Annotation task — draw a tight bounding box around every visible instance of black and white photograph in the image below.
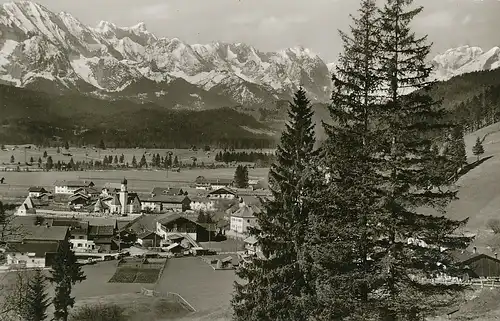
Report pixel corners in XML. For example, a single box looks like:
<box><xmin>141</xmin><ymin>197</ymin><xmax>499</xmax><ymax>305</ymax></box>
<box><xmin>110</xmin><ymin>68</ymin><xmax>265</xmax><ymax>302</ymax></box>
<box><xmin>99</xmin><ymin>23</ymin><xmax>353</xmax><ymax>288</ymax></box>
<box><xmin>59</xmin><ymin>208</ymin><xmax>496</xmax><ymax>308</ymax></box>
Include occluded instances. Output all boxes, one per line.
<box><xmin>0</xmin><ymin>0</ymin><xmax>499</xmax><ymax>320</ymax></box>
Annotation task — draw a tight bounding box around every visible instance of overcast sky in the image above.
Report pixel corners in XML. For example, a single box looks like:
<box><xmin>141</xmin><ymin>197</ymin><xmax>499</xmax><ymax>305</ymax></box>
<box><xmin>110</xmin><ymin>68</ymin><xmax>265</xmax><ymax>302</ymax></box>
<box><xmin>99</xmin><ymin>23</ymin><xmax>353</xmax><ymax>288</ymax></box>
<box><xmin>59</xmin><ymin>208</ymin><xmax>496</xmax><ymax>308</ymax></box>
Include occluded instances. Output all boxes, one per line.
<box><xmin>2</xmin><ymin>0</ymin><xmax>499</xmax><ymax>62</ymax></box>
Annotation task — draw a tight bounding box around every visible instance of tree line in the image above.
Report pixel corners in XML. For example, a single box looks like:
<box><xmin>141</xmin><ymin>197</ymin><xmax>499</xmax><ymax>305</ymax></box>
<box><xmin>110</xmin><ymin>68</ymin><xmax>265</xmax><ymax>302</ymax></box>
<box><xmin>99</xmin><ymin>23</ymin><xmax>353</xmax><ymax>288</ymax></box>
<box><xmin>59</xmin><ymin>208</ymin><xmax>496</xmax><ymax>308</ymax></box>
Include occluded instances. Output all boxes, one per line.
<box><xmin>232</xmin><ymin>1</ymin><xmax>473</xmax><ymax>321</ymax></box>
<box><xmin>214</xmin><ymin>151</ymin><xmax>276</xmax><ymax>164</ymax></box>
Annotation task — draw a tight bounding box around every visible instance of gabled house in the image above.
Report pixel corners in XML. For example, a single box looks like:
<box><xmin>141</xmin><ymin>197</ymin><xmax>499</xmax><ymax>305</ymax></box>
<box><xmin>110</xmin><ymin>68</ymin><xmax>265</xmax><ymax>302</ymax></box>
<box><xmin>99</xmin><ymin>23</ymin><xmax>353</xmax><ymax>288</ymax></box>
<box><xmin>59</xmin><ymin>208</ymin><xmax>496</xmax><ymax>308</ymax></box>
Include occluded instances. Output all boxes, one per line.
<box><xmin>54</xmin><ymin>180</ymin><xmax>95</xmax><ymax>195</ymax></box>
<box><xmin>28</xmin><ymin>186</ymin><xmax>48</xmax><ymax>198</ymax></box>
<box><xmin>243</xmin><ymin>236</ymin><xmax>261</xmax><ymax>256</ymax></box>
<box><xmin>208</xmin><ymin>187</ymin><xmax>237</xmax><ymax>200</ymax></box>
<box><xmin>194</xmin><ymin>176</ymin><xmax>233</xmax><ymax>190</ymax></box>
<box><xmin>452</xmin><ymin>250</ymin><xmax>500</xmax><ymax>279</ymax></box>
<box><xmin>88</xmin><ymin>225</ymin><xmax>117</xmax><ymax>252</ymax></box>
<box><xmin>156</xmin><ymin>213</ymin><xmax>215</xmax><ymax>243</ymax></box>
<box><xmin>230</xmin><ymin>205</ymin><xmax>260</xmax><ymax>234</ymax></box>
<box><xmin>16</xmin><ymin>196</ymin><xmax>36</xmax><ymax>216</ymax></box>
<box><xmin>5</xmin><ymin>242</ymin><xmax>60</xmax><ymax>268</ymax></box>
<box><xmin>142</xmin><ymin>195</ymin><xmax>191</xmax><ymax>213</ymax></box>
<box><xmin>68</xmin><ymin>193</ymin><xmax>91</xmax><ymax>210</ymax></box>
<box><xmin>137</xmin><ymin>231</ymin><xmax>163</xmax><ymax>247</ymax></box>
<box><xmin>74</xmin><ymin>186</ymin><xmax>101</xmax><ymax>198</ymax></box>
<box><xmin>68</xmin><ymin>222</ymin><xmax>96</xmax><ymax>252</ymax></box>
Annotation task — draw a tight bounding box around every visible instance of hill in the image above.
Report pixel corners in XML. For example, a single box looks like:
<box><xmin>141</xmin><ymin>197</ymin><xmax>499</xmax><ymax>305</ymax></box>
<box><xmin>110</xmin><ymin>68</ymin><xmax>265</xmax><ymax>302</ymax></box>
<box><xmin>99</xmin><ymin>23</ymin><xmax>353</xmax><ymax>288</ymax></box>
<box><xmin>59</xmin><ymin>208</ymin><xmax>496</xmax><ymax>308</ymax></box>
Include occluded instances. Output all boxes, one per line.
<box><xmin>0</xmin><ymin>84</ymin><xmax>276</xmax><ymax>148</ymax></box>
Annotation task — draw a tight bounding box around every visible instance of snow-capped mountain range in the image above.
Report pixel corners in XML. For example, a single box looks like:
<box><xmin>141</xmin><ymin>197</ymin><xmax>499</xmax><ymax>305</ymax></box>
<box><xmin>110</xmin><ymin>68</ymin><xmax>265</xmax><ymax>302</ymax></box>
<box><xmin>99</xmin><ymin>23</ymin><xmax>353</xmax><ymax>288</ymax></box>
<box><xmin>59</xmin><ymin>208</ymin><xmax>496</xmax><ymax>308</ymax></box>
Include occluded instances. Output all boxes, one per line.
<box><xmin>0</xmin><ymin>1</ymin><xmax>332</xmax><ymax>109</ymax></box>
<box><xmin>431</xmin><ymin>45</ymin><xmax>500</xmax><ymax>81</ymax></box>
<box><xmin>0</xmin><ymin>1</ymin><xmax>497</xmax><ymax>110</ymax></box>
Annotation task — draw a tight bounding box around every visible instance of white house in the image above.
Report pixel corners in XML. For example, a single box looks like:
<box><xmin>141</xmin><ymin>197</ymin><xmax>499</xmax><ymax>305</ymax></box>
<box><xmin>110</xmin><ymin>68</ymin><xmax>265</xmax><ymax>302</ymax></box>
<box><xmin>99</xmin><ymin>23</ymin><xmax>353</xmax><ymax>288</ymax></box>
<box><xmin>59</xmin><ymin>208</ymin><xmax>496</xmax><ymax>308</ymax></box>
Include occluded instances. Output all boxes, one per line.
<box><xmin>208</xmin><ymin>188</ymin><xmax>237</xmax><ymax>200</ymax></box>
<box><xmin>28</xmin><ymin>187</ymin><xmax>48</xmax><ymax>198</ymax></box>
<box><xmin>16</xmin><ymin>196</ymin><xmax>36</xmax><ymax>216</ymax></box>
<box><xmin>54</xmin><ymin>180</ymin><xmax>95</xmax><ymax>195</ymax></box>
<box><xmin>6</xmin><ymin>242</ymin><xmax>60</xmax><ymax>268</ymax></box>
<box><xmin>69</xmin><ymin>222</ymin><xmax>96</xmax><ymax>252</ymax></box>
<box><xmin>230</xmin><ymin>205</ymin><xmax>260</xmax><ymax>234</ymax></box>
<box><xmin>189</xmin><ymin>196</ymin><xmax>216</xmax><ymax>212</ymax></box>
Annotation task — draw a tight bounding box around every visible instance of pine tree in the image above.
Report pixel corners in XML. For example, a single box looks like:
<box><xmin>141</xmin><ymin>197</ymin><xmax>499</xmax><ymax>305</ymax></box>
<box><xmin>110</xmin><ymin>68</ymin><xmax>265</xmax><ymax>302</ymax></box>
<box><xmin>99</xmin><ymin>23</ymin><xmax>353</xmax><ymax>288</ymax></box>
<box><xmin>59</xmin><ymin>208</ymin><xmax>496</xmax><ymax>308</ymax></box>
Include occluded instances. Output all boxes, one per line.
<box><xmin>305</xmin><ymin>1</ymin><xmax>384</xmax><ymax>319</ymax></box>
<box><xmin>46</xmin><ymin>156</ymin><xmax>53</xmax><ymax>170</ymax></box>
<box><xmin>38</xmin><ymin>157</ymin><xmax>42</xmax><ymax>167</ymax></box>
<box><xmin>64</xmin><ymin>141</ymin><xmax>69</xmax><ymax>150</ymax></box>
<box><xmin>57</xmin><ymin>146</ymin><xmax>61</xmax><ymax>154</ymax></box>
<box><xmin>119</xmin><ymin>154</ymin><xmax>125</xmax><ymax>163</ymax></box>
<box><xmin>365</xmin><ymin>0</ymin><xmax>473</xmax><ymax>319</ymax></box>
<box><xmin>233</xmin><ymin>165</ymin><xmax>247</xmax><ymax>188</ymax></box>
<box><xmin>114</xmin><ymin>155</ymin><xmax>118</xmax><ymax>164</ymax></box>
<box><xmin>23</xmin><ymin>269</ymin><xmax>50</xmax><ymax>321</ymax></box>
<box><xmin>48</xmin><ymin>240</ymin><xmax>86</xmax><ymax>321</ymax></box>
<box><xmin>10</xmin><ymin>155</ymin><xmax>14</xmax><ymax>163</ymax></box>
<box><xmin>232</xmin><ymin>87</ymin><xmax>316</xmax><ymax>321</ymax></box>
<box><xmin>472</xmin><ymin>136</ymin><xmax>484</xmax><ymax>161</ymax></box>
<box><xmin>43</xmin><ymin>151</ymin><xmax>47</xmax><ymax>158</ymax></box>
<box><xmin>173</xmin><ymin>155</ymin><xmax>179</xmax><ymax>167</ymax></box>
<box><xmin>447</xmin><ymin>126</ymin><xmax>467</xmax><ymax>177</ymax></box>
<box><xmin>131</xmin><ymin>156</ymin><xmax>137</xmax><ymax>168</ymax></box>
<box><xmin>30</xmin><ymin>156</ymin><xmax>34</xmax><ymax>163</ymax></box>
<box><xmin>98</xmin><ymin>139</ymin><xmax>106</xmax><ymax>150</ymax></box>
<box><xmin>139</xmin><ymin>154</ymin><xmax>147</xmax><ymax>168</ymax></box>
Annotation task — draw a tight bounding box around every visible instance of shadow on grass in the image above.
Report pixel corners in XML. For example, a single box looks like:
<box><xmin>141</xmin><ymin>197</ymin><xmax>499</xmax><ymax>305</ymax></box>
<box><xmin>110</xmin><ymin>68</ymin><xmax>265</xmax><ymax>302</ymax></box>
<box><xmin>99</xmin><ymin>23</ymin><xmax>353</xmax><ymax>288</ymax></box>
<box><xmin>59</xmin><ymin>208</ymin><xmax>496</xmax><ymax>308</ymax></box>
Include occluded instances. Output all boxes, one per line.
<box><xmin>459</xmin><ymin>155</ymin><xmax>494</xmax><ymax>178</ymax></box>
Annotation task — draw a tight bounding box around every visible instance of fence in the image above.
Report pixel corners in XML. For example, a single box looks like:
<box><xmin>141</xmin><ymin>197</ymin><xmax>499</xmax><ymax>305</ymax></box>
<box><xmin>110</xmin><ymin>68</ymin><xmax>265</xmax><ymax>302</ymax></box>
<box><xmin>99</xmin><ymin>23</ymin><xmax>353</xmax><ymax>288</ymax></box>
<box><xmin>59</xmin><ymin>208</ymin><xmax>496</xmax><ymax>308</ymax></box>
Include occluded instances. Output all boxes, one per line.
<box><xmin>118</xmin><ymin>257</ymin><xmax>166</xmax><ymax>270</ymax></box>
<box><xmin>423</xmin><ymin>277</ymin><xmax>500</xmax><ymax>288</ymax></box>
<box><xmin>140</xmin><ymin>288</ymin><xmax>196</xmax><ymax>312</ymax></box>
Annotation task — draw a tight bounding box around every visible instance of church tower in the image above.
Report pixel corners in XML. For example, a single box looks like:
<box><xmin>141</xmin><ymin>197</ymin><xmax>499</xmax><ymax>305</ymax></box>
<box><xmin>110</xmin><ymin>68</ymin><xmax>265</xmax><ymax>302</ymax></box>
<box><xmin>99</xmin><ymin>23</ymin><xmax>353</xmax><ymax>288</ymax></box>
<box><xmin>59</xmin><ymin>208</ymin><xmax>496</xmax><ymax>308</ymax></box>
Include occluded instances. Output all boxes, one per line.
<box><xmin>119</xmin><ymin>178</ymin><xmax>128</xmax><ymax>215</ymax></box>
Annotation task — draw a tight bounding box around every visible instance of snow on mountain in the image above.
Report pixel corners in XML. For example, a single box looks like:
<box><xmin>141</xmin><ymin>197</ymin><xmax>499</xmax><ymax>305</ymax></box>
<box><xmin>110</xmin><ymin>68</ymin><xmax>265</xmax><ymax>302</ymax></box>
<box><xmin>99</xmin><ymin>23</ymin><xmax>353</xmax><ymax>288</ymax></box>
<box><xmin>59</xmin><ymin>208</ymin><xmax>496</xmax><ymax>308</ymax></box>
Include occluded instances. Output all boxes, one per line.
<box><xmin>0</xmin><ymin>1</ymin><xmax>334</xmax><ymax>109</ymax></box>
<box><xmin>431</xmin><ymin>45</ymin><xmax>500</xmax><ymax>81</ymax></box>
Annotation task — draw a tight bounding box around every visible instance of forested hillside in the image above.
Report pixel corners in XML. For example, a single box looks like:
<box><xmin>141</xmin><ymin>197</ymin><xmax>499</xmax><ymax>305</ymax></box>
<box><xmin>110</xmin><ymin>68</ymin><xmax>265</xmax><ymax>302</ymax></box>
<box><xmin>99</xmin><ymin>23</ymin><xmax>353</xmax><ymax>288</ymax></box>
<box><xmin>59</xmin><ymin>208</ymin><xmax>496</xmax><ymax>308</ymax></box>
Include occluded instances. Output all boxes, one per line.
<box><xmin>0</xmin><ymin>84</ymin><xmax>276</xmax><ymax>148</ymax></box>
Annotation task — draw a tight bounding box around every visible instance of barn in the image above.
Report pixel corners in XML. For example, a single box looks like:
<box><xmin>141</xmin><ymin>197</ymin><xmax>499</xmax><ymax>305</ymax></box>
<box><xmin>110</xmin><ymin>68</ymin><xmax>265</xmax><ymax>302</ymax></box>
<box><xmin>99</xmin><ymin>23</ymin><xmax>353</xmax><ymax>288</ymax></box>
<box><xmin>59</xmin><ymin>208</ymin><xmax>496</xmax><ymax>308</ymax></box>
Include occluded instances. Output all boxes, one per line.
<box><xmin>454</xmin><ymin>250</ymin><xmax>500</xmax><ymax>279</ymax></box>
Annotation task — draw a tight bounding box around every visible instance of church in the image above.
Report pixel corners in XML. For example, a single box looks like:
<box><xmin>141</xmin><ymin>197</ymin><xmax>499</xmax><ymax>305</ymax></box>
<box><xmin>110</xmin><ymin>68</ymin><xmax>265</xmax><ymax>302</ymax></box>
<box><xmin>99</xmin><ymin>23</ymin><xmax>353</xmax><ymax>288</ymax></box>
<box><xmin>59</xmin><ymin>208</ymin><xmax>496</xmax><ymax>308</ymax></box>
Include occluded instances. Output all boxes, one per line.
<box><xmin>104</xmin><ymin>178</ymin><xmax>141</xmax><ymax>215</ymax></box>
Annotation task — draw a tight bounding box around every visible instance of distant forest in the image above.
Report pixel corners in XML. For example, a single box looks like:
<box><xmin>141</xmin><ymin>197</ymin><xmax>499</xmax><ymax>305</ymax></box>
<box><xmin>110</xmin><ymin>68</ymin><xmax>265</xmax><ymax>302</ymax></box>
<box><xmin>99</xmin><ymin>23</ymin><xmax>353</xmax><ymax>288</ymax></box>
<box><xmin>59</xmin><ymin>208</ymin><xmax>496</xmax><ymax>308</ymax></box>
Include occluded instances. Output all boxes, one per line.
<box><xmin>0</xmin><ymin>84</ymin><xmax>277</xmax><ymax>149</ymax></box>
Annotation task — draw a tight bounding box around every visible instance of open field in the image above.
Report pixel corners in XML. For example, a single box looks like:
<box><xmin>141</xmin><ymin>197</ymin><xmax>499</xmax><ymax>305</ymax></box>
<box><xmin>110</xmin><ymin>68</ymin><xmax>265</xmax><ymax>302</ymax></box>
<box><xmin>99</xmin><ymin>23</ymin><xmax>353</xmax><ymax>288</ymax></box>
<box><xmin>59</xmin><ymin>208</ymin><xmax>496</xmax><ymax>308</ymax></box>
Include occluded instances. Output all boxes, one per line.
<box><xmin>0</xmin><ymin>146</ymin><xmax>276</xmax><ymax>166</ymax></box>
<box><xmin>0</xmin><ymin>167</ymin><xmax>270</xmax><ymax>200</ymax></box>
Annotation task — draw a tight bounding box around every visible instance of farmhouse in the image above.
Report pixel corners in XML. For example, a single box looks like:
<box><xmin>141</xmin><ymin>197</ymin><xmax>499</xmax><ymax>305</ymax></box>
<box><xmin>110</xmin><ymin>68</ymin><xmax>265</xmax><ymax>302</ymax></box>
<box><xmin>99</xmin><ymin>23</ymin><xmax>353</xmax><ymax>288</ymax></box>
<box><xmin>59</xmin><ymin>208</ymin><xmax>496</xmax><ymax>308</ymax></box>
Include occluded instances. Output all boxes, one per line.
<box><xmin>156</xmin><ymin>213</ymin><xmax>215</xmax><ymax>243</ymax></box>
<box><xmin>189</xmin><ymin>196</ymin><xmax>216</xmax><ymax>212</ymax></box>
<box><xmin>88</xmin><ymin>225</ymin><xmax>117</xmax><ymax>252</ymax></box>
<box><xmin>142</xmin><ymin>195</ymin><xmax>191</xmax><ymax>213</ymax></box>
<box><xmin>74</xmin><ymin>186</ymin><xmax>101</xmax><ymax>198</ymax></box>
<box><xmin>243</xmin><ymin>236</ymin><xmax>261</xmax><ymax>256</ymax></box>
<box><xmin>28</xmin><ymin>186</ymin><xmax>48</xmax><ymax>198</ymax></box>
<box><xmin>54</xmin><ymin>180</ymin><xmax>95</xmax><ymax>195</ymax></box>
<box><xmin>5</xmin><ymin>242</ymin><xmax>60</xmax><ymax>268</ymax></box>
<box><xmin>453</xmin><ymin>250</ymin><xmax>500</xmax><ymax>279</ymax></box>
<box><xmin>69</xmin><ymin>222</ymin><xmax>96</xmax><ymax>252</ymax></box>
<box><xmin>230</xmin><ymin>205</ymin><xmax>260</xmax><ymax>234</ymax></box>
<box><xmin>194</xmin><ymin>176</ymin><xmax>234</xmax><ymax>190</ymax></box>
<box><xmin>208</xmin><ymin>187</ymin><xmax>237</xmax><ymax>200</ymax></box>
<box><xmin>137</xmin><ymin>231</ymin><xmax>163</xmax><ymax>247</ymax></box>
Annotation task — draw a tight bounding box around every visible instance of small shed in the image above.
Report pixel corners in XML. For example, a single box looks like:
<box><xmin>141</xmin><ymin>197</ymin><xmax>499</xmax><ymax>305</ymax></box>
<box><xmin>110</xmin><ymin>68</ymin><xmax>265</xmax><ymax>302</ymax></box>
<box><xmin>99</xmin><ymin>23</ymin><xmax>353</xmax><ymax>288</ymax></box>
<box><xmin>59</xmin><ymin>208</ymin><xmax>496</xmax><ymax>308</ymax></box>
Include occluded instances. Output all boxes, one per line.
<box><xmin>454</xmin><ymin>251</ymin><xmax>500</xmax><ymax>278</ymax></box>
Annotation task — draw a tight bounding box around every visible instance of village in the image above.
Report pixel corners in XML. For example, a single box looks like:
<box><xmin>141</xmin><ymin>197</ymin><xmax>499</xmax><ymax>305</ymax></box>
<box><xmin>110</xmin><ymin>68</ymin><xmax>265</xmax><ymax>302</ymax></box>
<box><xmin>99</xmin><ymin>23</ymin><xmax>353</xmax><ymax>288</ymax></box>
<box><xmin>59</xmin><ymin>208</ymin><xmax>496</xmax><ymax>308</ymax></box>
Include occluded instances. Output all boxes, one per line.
<box><xmin>3</xmin><ymin>175</ymin><xmax>268</xmax><ymax>277</ymax></box>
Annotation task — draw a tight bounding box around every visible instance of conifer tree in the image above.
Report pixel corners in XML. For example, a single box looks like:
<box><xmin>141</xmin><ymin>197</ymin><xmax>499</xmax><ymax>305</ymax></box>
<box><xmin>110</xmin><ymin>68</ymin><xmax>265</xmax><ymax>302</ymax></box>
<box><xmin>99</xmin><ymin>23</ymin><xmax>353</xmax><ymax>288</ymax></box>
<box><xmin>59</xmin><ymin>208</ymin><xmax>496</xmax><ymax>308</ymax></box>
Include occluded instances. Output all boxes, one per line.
<box><xmin>98</xmin><ymin>139</ymin><xmax>106</xmax><ymax>150</ymax></box>
<box><xmin>48</xmin><ymin>240</ymin><xmax>86</xmax><ymax>321</ymax></box>
<box><xmin>119</xmin><ymin>154</ymin><xmax>125</xmax><ymax>163</ymax></box>
<box><xmin>232</xmin><ymin>87</ymin><xmax>316</xmax><ymax>321</ymax></box>
<box><xmin>23</xmin><ymin>269</ymin><xmax>50</xmax><ymax>321</ymax></box>
<box><xmin>10</xmin><ymin>155</ymin><xmax>14</xmax><ymax>163</ymax></box>
<box><xmin>173</xmin><ymin>155</ymin><xmax>179</xmax><ymax>167</ymax></box>
<box><xmin>30</xmin><ymin>156</ymin><xmax>34</xmax><ymax>163</ymax></box>
<box><xmin>114</xmin><ymin>155</ymin><xmax>118</xmax><ymax>164</ymax></box>
<box><xmin>43</xmin><ymin>151</ymin><xmax>47</xmax><ymax>158</ymax></box>
<box><xmin>131</xmin><ymin>155</ymin><xmax>137</xmax><ymax>168</ymax></box>
<box><xmin>305</xmin><ymin>1</ymin><xmax>384</xmax><ymax>319</ymax></box>
<box><xmin>46</xmin><ymin>156</ymin><xmax>53</xmax><ymax>170</ymax></box>
<box><xmin>365</xmin><ymin>0</ymin><xmax>473</xmax><ymax>319</ymax></box>
<box><xmin>139</xmin><ymin>154</ymin><xmax>147</xmax><ymax>168</ymax></box>
<box><xmin>64</xmin><ymin>141</ymin><xmax>69</xmax><ymax>150</ymax></box>
<box><xmin>472</xmin><ymin>136</ymin><xmax>484</xmax><ymax>161</ymax></box>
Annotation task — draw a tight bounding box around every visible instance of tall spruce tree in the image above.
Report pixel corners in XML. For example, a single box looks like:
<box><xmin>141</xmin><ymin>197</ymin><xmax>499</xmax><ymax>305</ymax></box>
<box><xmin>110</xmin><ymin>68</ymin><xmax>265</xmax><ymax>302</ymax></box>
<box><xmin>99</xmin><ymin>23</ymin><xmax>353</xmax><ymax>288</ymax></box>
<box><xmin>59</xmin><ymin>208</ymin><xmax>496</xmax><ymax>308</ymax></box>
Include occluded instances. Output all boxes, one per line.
<box><xmin>48</xmin><ymin>240</ymin><xmax>86</xmax><ymax>321</ymax></box>
<box><xmin>23</xmin><ymin>269</ymin><xmax>50</xmax><ymax>321</ymax></box>
<box><xmin>472</xmin><ymin>136</ymin><xmax>484</xmax><ymax>161</ymax></box>
<box><xmin>232</xmin><ymin>87</ymin><xmax>316</xmax><ymax>321</ymax></box>
<box><xmin>305</xmin><ymin>0</ymin><xmax>384</xmax><ymax>319</ymax></box>
<box><xmin>367</xmin><ymin>0</ymin><xmax>473</xmax><ymax>319</ymax></box>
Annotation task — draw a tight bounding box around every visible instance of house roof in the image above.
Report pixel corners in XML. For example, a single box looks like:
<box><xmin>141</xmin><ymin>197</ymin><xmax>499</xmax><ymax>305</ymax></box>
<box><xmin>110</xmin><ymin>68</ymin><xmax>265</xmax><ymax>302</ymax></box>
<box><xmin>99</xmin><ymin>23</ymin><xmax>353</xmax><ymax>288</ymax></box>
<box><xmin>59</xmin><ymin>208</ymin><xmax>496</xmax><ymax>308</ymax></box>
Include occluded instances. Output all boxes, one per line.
<box><xmin>451</xmin><ymin>251</ymin><xmax>500</xmax><ymax>265</ymax></box>
<box><xmin>145</xmin><ymin>195</ymin><xmax>190</xmax><ymax>204</ymax></box>
<box><xmin>23</xmin><ymin>196</ymin><xmax>34</xmax><ymax>209</ymax></box>
<box><xmin>110</xmin><ymin>194</ymin><xmax>121</xmax><ymax>206</ymax></box>
<box><xmin>89</xmin><ymin>225</ymin><xmax>115</xmax><ymax>237</ymax></box>
<box><xmin>54</xmin><ymin>180</ymin><xmax>94</xmax><ymax>187</ymax></box>
<box><xmin>166</xmin><ymin>243</ymin><xmax>181</xmax><ymax>250</ymax></box>
<box><xmin>69</xmin><ymin>193</ymin><xmax>90</xmax><ymax>201</ymax></box>
<box><xmin>244</xmin><ymin>236</ymin><xmax>258</xmax><ymax>245</ymax></box>
<box><xmin>6</xmin><ymin>242</ymin><xmax>59</xmax><ymax>257</ymax></box>
<box><xmin>208</xmin><ymin>188</ymin><xmax>237</xmax><ymax>196</ymax></box>
<box><xmin>18</xmin><ymin>225</ymin><xmax>69</xmax><ymax>242</ymax></box>
<box><xmin>74</xmin><ymin>186</ymin><xmax>100</xmax><ymax>195</ymax></box>
<box><xmin>167</xmin><ymin>234</ymin><xmax>185</xmax><ymax>241</ymax></box>
<box><xmin>207</xmin><ymin>178</ymin><xmax>233</xmax><ymax>185</ymax></box>
<box><xmin>51</xmin><ymin>219</ymin><xmax>82</xmax><ymax>228</ymax></box>
<box><xmin>28</xmin><ymin>186</ymin><xmax>47</xmax><ymax>193</ymax></box>
<box><xmin>232</xmin><ymin>205</ymin><xmax>259</xmax><ymax>218</ymax></box>
<box><xmin>138</xmin><ymin>231</ymin><xmax>161</xmax><ymax>240</ymax></box>
<box><xmin>94</xmin><ymin>238</ymin><xmax>113</xmax><ymax>244</ymax></box>
<box><xmin>83</xmin><ymin>218</ymin><xmax>117</xmax><ymax>228</ymax></box>
<box><xmin>127</xmin><ymin>193</ymin><xmax>140</xmax><ymax>205</ymax></box>
<box><xmin>70</xmin><ymin>222</ymin><xmax>89</xmax><ymax>235</ymax></box>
